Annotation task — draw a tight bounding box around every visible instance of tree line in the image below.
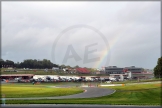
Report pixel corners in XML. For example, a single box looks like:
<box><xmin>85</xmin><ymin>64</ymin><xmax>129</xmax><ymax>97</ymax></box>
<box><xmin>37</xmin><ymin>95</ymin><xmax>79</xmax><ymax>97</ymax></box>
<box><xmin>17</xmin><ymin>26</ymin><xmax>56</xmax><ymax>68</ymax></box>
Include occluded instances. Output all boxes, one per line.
<box><xmin>0</xmin><ymin>59</ymin><xmax>83</xmax><ymax>69</ymax></box>
<box><xmin>0</xmin><ymin>59</ymin><xmax>59</xmax><ymax>69</ymax></box>
<box><xmin>0</xmin><ymin>59</ymin><xmax>97</xmax><ymax>73</ymax></box>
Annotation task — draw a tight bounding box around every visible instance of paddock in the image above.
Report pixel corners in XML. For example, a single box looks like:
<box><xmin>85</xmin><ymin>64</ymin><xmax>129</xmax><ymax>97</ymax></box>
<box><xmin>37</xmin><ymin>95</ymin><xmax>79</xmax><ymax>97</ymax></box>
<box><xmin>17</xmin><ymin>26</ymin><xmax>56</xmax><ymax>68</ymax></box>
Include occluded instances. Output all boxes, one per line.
<box><xmin>0</xmin><ymin>74</ymin><xmax>34</xmax><ymax>80</ymax></box>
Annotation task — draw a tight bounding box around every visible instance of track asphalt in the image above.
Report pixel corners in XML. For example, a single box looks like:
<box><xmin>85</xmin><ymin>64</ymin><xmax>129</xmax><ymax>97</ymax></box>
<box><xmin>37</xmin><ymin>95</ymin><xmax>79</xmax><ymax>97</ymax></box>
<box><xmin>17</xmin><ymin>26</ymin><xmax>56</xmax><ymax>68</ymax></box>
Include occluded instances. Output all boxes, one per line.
<box><xmin>1</xmin><ymin>87</ymin><xmax>115</xmax><ymax>100</ymax></box>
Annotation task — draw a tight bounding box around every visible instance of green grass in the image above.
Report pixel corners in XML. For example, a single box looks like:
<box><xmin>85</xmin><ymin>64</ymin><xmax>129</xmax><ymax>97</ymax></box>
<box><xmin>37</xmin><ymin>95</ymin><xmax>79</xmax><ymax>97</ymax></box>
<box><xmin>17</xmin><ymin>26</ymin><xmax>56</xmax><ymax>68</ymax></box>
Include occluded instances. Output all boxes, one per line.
<box><xmin>2</xmin><ymin>83</ymin><xmax>161</xmax><ymax>105</ymax></box>
<box><xmin>4</xmin><ymin>88</ymin><xmax>161</xmax><ymax>105</ymax></box>
<box><xmin>102</xmin><ymin>83</ymin><xmax>161</xmax><ymax>91</ymax></box>
<box><xmin>4</xmin><ymin>82</ymin><xmax>82</xmax><ymax>86</ymax></box>
<box><xmin>0</xmin><ymin>84</ymin><xmax>83</xmax><ymax>98</ymax></box>
<box><xmin>112</xmin><ymin>79</ymin><xmax>161</xmax><ymax>84</ymax></box>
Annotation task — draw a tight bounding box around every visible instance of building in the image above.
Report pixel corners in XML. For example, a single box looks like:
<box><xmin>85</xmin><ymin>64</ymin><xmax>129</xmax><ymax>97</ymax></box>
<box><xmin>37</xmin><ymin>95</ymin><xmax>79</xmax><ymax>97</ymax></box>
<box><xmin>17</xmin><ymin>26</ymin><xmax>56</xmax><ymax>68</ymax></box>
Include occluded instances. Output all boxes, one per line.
<box><xmin>123</xmin><ymin>66</ymin><xmax>154</xmax><ymax>79</ymax></box>
<box><xmin>123</xmin><ymin>66</ymin><xmax>151</xmax><ymax>79</ymax></box>
<box><xmin>105</xmin><ymin>66</ymin><xmax>124</xmax><ymax>74</ymax></box>
<box><xmin>144</xmin><ymin>69</ymin><xmax>154</xmax><ymax>73</ymax></box>
<box><xmin>104</xmin><ymin>66</ymin><xmax>154</xmax><ymax>80</ymax></box>
<box><xmin>124</xmin><ymin>66</ymin><xmax>143</xmax><ymax>73</ymax></box>
<box><xmin>131</xmin><ymin>72</ymin><xmax>154</xmax><ymax>79</ymax></box>
<box><xmin>52</xmin><ymin>67</ymin><xmax>59</xmax><ymax>70</ymax></box>
<box><xmin>76</xmin><ymin>68</ymin><xmax>90</xmax><ymax>74</ymax></box>
<box><xmin>109</xmin><ymin>74</ymin><xmax>128</xmax><ymax>80</ymax></box>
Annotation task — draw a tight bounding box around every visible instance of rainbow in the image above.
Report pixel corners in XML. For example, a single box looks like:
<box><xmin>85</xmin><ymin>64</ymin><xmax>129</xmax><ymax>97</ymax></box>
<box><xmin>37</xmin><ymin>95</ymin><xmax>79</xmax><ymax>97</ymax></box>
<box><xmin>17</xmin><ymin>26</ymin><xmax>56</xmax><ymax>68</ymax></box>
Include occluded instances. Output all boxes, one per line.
<box><xmin>93</xmin><ymin>35</ymin><xmax>120</xmax><ymax>68</ymax></box>
<box><xmin>92</xmin><ymin>3</ymin><xmax>152</xmax><ymax>68</ymax></box>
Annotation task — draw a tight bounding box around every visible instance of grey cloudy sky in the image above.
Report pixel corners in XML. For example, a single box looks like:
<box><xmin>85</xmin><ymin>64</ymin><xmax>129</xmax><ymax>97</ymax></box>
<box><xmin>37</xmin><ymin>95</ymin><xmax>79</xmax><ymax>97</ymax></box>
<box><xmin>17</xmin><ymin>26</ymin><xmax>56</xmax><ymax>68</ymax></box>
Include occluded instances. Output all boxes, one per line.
<box><xmin>1</xmin><ymin>1</ymin><xmax>161</xmax><ymax>69</ymax></box>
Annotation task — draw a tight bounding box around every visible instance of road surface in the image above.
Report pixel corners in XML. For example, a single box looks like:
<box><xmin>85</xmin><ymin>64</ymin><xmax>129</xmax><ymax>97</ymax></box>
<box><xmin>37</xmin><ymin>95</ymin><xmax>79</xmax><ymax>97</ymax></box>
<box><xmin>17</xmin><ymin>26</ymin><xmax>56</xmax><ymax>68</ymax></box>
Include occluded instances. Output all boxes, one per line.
<box><xmin>1</xmin><ymin>87</ymin><xmax>115</xmax><ymax>100</ymax></box>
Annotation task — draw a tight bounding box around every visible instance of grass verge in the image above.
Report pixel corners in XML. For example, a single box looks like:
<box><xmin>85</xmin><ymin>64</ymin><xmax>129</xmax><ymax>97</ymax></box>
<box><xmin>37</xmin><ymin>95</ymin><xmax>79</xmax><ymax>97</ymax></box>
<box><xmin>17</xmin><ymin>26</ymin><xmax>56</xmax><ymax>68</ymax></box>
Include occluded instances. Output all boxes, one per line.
<box><xmin>1</xmin><ymin>84</ymin><xmax>83</xmax><ymax>98</ymax></box>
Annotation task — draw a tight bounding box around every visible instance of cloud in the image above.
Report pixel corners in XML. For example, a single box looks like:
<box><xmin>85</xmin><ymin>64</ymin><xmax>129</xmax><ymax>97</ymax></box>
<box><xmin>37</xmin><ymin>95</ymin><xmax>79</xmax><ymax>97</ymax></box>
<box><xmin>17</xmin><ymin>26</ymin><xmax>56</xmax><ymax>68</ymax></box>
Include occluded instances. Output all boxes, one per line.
<box><xmin>1</xmin><ymin>1</ymin><xmax>160</xmax><ymax>69</ymax></box>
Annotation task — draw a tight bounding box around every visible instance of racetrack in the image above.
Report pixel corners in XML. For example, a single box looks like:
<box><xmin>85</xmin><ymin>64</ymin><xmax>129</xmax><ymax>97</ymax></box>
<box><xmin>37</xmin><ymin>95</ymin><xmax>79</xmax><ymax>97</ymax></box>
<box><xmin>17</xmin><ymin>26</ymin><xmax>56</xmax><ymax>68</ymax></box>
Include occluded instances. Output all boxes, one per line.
<box><xmin>2</xmin><ymin>87</ymin><xmax>115</xmax><ymax>100</ymax></box>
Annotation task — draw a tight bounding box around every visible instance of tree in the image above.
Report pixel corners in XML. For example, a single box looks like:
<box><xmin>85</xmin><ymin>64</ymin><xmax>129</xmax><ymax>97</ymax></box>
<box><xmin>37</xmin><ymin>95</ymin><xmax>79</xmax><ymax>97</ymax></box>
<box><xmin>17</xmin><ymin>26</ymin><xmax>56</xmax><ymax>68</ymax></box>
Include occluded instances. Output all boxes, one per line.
<box><xmin>3</xmin><ymin>59</ymin><xmax>58</xmax><ymax>69</ymax></box>
<box><xmin>66</xmin><ymin>65</ymin><xmax>71</xmax><ymax>69</ymax></box>
<box><xmin>74</xmin><ymin>65</ymin><xmax>79</xmax><ymax>68</ymax></box>
<box><xmin>154</xmin><ymin>56</ymin><xmax>162</xmax><ymax>78</ymax></box>
<box><xmin>0</xmin><ymin>59</ymin><xmax>15</xmax><ymax>68</ymax></box>
<box><xmin>0</xmin><ymin>59</ymin><xmax>4</xmax><ymax>67</ymax></box>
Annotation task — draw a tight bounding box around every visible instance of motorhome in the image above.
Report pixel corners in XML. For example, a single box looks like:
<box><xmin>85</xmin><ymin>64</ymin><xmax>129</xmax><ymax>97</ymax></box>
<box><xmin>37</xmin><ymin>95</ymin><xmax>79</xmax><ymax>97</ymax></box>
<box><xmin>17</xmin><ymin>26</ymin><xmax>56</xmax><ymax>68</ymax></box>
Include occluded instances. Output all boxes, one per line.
<box><xmin>109</xmin><ymin>77</ymin><xmax>117</xmax><ymax>81</ymax></box>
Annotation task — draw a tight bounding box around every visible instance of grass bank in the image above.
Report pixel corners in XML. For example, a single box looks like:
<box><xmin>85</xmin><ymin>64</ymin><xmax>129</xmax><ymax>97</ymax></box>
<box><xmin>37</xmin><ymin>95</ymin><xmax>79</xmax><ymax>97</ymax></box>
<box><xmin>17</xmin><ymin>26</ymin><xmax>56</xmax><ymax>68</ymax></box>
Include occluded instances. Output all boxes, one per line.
<box><xmin>1</xmin><ymin>84</ymin><xmax>83</xmax><ymax>98</ymax></box>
